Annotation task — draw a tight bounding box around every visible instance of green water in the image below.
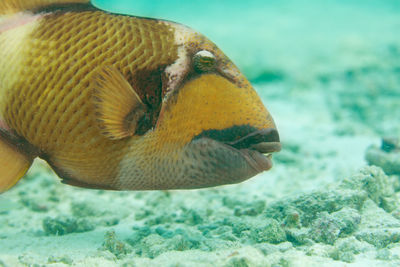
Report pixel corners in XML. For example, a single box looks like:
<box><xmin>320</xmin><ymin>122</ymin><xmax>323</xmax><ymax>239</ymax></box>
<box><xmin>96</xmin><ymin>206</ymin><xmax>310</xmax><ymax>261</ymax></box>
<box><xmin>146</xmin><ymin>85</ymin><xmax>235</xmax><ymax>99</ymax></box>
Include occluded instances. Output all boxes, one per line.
<box><xmin>0</xmin><ymin>0</ymin><xmax>399</xmax><ymax>266</ymax></box>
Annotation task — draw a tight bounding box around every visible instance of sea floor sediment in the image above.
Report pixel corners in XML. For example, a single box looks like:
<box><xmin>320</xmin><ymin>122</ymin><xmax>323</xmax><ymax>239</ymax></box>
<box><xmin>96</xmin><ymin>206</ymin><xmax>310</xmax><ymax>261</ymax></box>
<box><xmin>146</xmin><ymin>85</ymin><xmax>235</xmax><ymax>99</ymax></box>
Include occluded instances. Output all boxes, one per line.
<box><xmin>1</xmin><ymin>0</ymin><xmax>400</xmax><ymax>266</ymax></box>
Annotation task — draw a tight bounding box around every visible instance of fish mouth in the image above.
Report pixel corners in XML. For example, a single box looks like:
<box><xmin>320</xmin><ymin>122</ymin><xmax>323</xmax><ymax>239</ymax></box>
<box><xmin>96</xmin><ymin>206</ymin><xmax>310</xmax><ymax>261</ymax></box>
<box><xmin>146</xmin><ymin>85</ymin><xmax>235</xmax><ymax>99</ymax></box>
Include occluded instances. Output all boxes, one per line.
<box><xmin>177</xmin><ymin>127</ymin><xmax>281</xmax><ymax>189</ymax></box>
<box><xmin>221</xmin><ymin>128</ymin><xmax>281</xmax><ymax>173</ymax></box>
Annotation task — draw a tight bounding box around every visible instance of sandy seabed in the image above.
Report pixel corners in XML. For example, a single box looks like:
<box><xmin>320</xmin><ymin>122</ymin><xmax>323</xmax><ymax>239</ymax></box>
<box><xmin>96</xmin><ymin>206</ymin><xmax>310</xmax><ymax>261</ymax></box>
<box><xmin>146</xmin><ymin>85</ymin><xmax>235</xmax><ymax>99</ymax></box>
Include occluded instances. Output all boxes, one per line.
<box><xmin>1</xmin><ymin>0</ymin><xmax>400</xmax><ymax>266</ymax></box>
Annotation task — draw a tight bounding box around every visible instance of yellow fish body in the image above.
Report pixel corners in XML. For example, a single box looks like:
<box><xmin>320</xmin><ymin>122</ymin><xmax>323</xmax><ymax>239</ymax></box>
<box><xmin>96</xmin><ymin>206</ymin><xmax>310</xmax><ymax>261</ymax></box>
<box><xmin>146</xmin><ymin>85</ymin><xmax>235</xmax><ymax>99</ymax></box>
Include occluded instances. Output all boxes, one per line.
<box><xmin>0</xmin><ymin>0</ymin><xmax>280</xmax><ymax>192</ymax></box>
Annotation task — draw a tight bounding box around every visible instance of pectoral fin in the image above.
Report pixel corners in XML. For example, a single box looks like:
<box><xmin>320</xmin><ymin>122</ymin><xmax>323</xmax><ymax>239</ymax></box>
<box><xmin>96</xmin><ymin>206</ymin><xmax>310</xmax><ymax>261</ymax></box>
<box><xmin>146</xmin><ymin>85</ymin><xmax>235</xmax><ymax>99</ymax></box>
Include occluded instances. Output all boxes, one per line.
<box><xmin>0</xmin><ymin>137</ymin><xmax>33</xmax><ymax>193</ymax></box>
<box><xmin>92</xmin><ymin>66</ymin><xmax>147</xmax><ymax>140</ymax></box>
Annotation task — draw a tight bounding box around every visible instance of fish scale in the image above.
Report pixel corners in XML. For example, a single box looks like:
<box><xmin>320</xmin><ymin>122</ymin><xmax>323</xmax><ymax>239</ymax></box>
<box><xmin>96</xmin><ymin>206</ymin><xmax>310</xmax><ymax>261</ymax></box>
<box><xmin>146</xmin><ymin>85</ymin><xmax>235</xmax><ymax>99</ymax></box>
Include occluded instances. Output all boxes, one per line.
<box><xmin>1</xmin><ymin>10</ymin><xmax>177</xmax><ymax>186</ymax></box>
<box><xmin>0</xmin><ymin>0</ymin><xmax>280</xmax><ymax>192</ymax></box>
<box><xmin>5</xmin><ymin>11</ymin><xmax>175</xmax><ymax>146</ymax></box>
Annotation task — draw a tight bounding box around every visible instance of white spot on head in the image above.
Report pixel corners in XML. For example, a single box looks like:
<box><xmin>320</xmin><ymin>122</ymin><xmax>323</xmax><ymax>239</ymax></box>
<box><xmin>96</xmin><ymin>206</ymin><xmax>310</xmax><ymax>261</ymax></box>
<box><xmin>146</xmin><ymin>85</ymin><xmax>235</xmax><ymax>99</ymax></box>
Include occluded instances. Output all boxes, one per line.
<box><xmin>164</xmin><ymin>46</ymin><xmax>188</xmax><ymax>95</ymax></box>
<box><xmin>169</xmin><ymin>22</ymin><xmax>199</xmax><ymax>45</ymax></box>
<box><xmin>162</xmin><ymin>23</ymin><xmax>200</xmax><ymax>98</ymax></box>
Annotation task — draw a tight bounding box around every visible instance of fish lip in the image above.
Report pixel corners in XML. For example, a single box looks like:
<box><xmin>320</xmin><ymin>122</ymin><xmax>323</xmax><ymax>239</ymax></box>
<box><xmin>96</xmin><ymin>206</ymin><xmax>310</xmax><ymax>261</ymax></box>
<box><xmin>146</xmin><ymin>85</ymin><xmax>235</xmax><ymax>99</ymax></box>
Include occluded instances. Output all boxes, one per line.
<box><xmin>183</xmin><ymin>129</ymin><xmax>281</xmax><ymax>187</ymax></box>
<box><xmin>225</xmin><ymin>128</ymin><xmax>280</xmax><ymax>149</ymax></box>
<box><xmin>221</xmin><ymin>128</ymin><xmax>281</xmax><ymax>173</ymax></box>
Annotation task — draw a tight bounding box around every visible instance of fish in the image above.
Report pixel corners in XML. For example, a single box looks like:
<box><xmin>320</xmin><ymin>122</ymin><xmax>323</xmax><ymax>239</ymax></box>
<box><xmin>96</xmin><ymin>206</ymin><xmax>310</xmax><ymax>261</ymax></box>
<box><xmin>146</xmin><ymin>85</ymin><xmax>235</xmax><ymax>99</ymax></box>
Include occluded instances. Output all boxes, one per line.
<box><xmin>0</xmin><ymin>0</ymin><xmax>281</xmax><ymax>192</ymax></box>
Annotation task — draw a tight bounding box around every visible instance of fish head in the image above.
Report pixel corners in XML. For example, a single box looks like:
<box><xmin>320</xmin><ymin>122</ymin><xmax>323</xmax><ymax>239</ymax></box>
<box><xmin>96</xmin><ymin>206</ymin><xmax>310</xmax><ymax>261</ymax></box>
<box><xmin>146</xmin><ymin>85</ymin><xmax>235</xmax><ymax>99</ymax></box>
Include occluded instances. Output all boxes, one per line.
<box><xmin>121</xmin><ymin>23</ymin><xmax>280</xmax><ymax>189</ymax></box>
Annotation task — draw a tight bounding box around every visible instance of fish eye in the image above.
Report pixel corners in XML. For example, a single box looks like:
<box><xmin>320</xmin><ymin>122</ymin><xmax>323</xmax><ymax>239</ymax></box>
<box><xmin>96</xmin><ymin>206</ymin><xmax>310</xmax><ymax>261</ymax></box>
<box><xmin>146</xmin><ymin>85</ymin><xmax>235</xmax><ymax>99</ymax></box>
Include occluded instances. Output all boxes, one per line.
<box><xmin>193</xmin><ymin>50</ymin><xmax>217</xmax><ymax>73</ymax></box>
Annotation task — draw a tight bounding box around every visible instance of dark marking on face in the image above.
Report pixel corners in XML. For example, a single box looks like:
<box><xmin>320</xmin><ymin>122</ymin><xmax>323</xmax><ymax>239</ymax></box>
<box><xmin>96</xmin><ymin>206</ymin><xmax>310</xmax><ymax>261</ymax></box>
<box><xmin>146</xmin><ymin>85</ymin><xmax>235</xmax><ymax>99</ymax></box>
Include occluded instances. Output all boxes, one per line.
<box><xmin>126</xmin><ymin>67</ymin><xmax>166</xmax><ymax>135</ymax></box>
<box><xmin>193</xmin><ymin>125</ymin><xmax>258</xmax><ymax>144</ymax></box>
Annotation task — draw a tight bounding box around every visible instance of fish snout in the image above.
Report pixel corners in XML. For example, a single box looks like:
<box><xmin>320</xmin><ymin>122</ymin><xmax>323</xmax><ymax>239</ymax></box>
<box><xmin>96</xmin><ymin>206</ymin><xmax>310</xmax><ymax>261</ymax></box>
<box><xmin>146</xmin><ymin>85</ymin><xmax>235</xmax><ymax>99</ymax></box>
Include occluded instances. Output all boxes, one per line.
<box><xmin>179</xmin><ymin>127</ymin><xmax>281</xmax><ymax>188</ymax></box>
<box><xmin>149</xmin><ymin>73</ymin><xmax>281</xmax><ymax>188</ymax></box>
<box><xmin>223</xmin><ymin>128</ymin><xmax>281</xmax><ymax>173</ymax></box>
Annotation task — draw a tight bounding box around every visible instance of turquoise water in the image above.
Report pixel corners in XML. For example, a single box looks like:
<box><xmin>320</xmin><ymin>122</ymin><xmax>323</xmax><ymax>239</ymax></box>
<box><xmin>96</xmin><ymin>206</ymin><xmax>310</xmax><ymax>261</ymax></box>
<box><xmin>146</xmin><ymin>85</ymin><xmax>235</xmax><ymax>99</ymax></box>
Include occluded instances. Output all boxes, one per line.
<box><xmin>0</xmin><ymin>0</ymin><xmax>400</xmax><ymax>266</ymax></box>
<box><xmin>93</xmin><ymin>0</ymin><xmax>400</xmax><ymax>80</ymax></box>
<box><xmin>92</xmin><ymin>0</ymin><xmax>400</xmax><ymax>135</ymax></box>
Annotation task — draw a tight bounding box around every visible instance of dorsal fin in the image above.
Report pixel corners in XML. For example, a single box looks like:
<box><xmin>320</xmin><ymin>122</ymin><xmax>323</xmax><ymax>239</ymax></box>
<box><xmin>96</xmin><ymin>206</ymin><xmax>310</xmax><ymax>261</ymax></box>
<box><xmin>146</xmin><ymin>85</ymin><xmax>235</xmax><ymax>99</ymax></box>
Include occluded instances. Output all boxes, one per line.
<box><xmin>0</xmin><ymin>0</ymin><xmax>90</xmax><ymax>15</ymax></box>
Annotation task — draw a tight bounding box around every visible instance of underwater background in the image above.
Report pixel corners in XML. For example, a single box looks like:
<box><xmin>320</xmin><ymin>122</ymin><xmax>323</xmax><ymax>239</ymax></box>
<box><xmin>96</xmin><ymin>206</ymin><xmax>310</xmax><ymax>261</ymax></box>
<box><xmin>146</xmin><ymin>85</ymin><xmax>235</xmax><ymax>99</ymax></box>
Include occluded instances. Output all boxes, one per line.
<box><xmin>1</xmin><ymin>0</ymin><xmax>400</xmax><ymax>266</ymax></box>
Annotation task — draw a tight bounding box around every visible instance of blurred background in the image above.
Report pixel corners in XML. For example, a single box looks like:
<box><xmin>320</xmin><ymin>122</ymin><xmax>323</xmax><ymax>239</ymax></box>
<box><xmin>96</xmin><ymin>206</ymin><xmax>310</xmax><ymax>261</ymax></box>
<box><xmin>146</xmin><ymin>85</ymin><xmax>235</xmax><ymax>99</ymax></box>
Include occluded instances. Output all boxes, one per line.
<box><xmin>92</xmin><ymin>0</ymin><xmax>400</xmax><ymax>80</ymax></box>
<box><xmin>93</xmin><ymin>0</ymin><xmax>400</xmax><ymax>136</ymax></box>
<box><xmin>1</xmin><ymin>1</ymin><xmax>400</xmax><ymax>265</ymax></box>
